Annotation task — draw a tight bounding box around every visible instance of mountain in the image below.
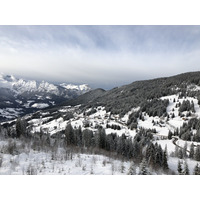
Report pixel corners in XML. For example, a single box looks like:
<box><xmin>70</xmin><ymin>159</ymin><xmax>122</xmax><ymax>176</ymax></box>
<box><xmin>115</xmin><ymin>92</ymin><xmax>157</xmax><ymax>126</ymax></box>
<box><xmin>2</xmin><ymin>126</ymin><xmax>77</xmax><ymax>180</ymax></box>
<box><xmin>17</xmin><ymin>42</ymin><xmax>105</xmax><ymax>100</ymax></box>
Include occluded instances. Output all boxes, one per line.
<box><xmin>0</xmin><ymin>73</ymin><xmax>91</xmax><ymax>121</ymax></box>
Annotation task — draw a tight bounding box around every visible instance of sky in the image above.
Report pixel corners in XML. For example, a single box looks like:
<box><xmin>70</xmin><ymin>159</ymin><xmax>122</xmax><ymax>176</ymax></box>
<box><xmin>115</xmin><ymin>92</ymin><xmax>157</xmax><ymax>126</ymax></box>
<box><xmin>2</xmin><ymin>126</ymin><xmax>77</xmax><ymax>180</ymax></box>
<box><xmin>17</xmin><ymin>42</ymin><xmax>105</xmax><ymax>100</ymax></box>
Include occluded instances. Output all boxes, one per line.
<box><xmin>0</xmin><ymin>25</ymin><xmax>200</xmax><ymax>89</ymax></box>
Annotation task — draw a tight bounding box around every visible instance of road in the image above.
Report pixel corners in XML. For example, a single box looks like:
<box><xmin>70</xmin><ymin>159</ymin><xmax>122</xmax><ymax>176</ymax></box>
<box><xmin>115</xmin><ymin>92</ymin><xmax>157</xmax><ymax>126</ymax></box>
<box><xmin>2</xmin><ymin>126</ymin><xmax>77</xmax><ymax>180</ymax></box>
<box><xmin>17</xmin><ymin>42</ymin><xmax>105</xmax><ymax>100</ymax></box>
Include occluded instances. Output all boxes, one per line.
<box><xmin>172</xmin><ymin>137</ymin><xmax>190</xmax><ymax>153</ymax></box>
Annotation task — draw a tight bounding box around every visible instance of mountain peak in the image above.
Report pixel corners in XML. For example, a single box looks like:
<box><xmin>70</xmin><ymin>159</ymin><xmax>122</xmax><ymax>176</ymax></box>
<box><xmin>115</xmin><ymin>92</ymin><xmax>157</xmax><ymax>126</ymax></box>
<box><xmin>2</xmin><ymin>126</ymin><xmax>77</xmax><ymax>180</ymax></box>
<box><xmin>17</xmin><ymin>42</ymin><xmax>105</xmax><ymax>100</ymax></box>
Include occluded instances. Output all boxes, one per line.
<box><xmin>60</xmin><ymin>83</ymin><xmax>91</xmax><ymax>92</ymax></box>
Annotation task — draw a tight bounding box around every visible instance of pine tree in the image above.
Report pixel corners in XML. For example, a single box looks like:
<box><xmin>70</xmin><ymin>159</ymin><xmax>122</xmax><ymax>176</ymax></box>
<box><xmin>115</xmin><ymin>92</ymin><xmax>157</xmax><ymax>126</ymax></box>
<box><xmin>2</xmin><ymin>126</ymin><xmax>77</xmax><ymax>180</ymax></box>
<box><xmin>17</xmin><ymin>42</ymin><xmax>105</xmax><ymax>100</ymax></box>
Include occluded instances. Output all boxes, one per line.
<box><xmin>177</xmin><ymin>160</ymin><xmax>183</xmax><ymax>175</ymax></box>
<box><xmin>132</xmin><ymin>141</ymin><xmax>141</xmax><ymax>162</ymax></box>
<box><xmin>16</xmin><ymin>118</ymin><xmax>26</xmax><ymax>138</ymax></box>
<box><xmin>155</xmin><ymin>145</ymin><xmax>163</xmax><ymax>167</ymax></box>
<box><xmin>76</xmin><ymin>126</ymin><xmax>83</xmax><ymax>147</ymax></box>
<box><xmin>194</xmin><ymin>146</ymin><xmax>200</xmax><ymax>161</ymax></box>
<box><xmin>65</xmin><ymin>123</ymin><xmax>75</xmax><ymax>146</ymax></box>
<box><xmin>174</xmin><ymin>145</ymin><xmax>179</xmax><ymax>157</ymax></box>
<box><xmin>178</xmin><ymin>148</ymin><xmax>183</xmax><ymax>159</ymax></box>
<box><xmin>183</xmin><ymin>161</ymin><xmax>189</xmax><ymax>175</ymax></box>
<box><xmin>183</xmin><ymin>142</ymin><xmax>188</xmax><ymax>158</ymax></box>
<box><xmin>120</xmin><ymin>161</ymin><xmax>125</xmax><ymax>173</ymax></box>
<box><xmin>189</xmin><ymin>143</ymin><xmax>194</xmax><ymax>159</ymax></box>
<box><xmin>146</xmin><ymin>143</ymin><xmax>155</xmax><ymax>167</ymax></box>
<box><xmin>191</xmin><ymin>101</ymin><xmax>195</xmax><ymax>113</ymax></box>
<box><xmin>99</xmin><ymin>128</ymin><xmax>106</xmax><ymax>149</ymax></box>
<box><xmin>139</xmin><ymin>158</ymin><xmax>149</xmax><ymax>175</ymax></box>
<box><xmin>168</xmin><ymin>131</ymin><xmax>173</xmax><ymax>140</ymax></box>
<box><xmin>162</xmin><ymin>149</ymin><xmax>169</xmax><ymax>171</ymax></box>
<box><xmin>193</xmin><ymin>163</ymin><xmax>200</xmax><ymax>175</ymax></box>
<box><xmin>164</xmin><ymin>145</ymin><xmax>168</xmax><ymax>159</ymax></box>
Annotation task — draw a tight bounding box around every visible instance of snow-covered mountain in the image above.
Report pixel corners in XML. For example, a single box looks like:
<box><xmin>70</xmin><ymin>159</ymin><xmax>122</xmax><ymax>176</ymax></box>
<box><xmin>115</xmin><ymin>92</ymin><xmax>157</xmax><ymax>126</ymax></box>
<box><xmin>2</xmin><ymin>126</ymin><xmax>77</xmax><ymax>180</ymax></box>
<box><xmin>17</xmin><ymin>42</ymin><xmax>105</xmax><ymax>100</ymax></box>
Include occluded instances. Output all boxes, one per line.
<box><xmin>0</xmin><ymin>73</ymin><xmax>90</xmax><ymax>95</ymax></box>
<box><xmin>0</xmin><ymin>73</ymin><xmax>91</xmax><ymax>121</ymax></box>
<box><xmin>60</xmin><ymin>83</ymin><xmax>90</xmax><ymax>93</ymax></box>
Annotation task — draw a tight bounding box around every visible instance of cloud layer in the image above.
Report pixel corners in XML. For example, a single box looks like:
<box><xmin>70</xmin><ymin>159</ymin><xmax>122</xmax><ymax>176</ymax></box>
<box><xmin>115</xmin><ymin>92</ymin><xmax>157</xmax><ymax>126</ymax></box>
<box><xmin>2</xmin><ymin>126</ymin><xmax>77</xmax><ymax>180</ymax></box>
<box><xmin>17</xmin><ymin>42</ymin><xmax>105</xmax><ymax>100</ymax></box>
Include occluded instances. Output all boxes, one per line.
<box><xmin>0</xmin><ymin>25</ymin><xmax>200</xmax><ymax>89</ymax></box>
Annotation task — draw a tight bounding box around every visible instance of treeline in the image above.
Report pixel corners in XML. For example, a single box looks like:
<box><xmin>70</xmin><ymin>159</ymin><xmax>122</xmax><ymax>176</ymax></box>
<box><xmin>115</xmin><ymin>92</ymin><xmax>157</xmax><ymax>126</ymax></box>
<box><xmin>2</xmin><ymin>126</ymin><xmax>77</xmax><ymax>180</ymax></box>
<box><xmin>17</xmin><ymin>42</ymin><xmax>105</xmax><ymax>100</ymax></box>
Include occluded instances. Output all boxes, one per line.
<box><xmin>179</xmin><ymin>100</ymin><xmax>195</xmax><ymax>113</ymax></box>
<box><xmin>127</xmin><ymin>111</ymin><xmax>140</xmax><ymax>129</ymax></box>
<box><xmin>106</xmin><ymin>124</ymin><xmax>121</xmax><ymax>130</ymax></box>
<box><xmin>64</xmin><ymin>124</ymin><xmax>169</xmax><ymax>172</ymax></box>
<box><xmin>0</xmin><ymin>119</ymin><xmax>170</xmax><ymax>173</ymax></box>
<box><xmin>127</xmin><ymin>99</ymin><xmax>169</xmax><ymax>130</ymax></box>
<box><xmin>140</xmin><ymin>99</ymin><xmax>169</xmax><ymax>117</ymax></box>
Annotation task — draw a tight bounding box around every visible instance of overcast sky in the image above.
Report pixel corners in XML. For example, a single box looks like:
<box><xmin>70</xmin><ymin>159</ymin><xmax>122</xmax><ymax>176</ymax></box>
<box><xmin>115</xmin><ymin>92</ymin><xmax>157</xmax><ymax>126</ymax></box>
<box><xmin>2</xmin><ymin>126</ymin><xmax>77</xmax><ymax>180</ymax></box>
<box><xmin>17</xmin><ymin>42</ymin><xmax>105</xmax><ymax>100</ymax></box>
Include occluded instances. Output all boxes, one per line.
<box><xmin>0</xmin><ymin>25</ymin><xmax>200</xmax><ymax>89</ymax></box>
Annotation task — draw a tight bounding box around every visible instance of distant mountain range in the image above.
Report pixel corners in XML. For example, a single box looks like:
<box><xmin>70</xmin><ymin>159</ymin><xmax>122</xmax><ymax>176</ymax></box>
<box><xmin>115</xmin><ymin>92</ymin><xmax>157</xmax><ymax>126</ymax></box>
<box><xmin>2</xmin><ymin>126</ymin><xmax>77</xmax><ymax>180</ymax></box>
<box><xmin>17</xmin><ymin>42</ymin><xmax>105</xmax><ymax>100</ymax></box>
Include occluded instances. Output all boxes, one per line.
<box><xmin>0</xmin><ymin>73</ymin><xmax>91</xmax><ymax>121</ymax></box>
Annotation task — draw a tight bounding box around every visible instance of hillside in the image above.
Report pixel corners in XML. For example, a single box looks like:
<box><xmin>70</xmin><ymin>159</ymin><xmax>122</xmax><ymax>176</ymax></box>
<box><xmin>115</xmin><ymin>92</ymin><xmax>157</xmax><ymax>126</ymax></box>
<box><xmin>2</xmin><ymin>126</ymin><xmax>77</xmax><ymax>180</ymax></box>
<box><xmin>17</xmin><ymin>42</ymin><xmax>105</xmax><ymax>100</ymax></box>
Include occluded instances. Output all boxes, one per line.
<box><xmin>65</xmin><ymin>71</ymin><xmax>200</xmax><ymax>117</ymax></box>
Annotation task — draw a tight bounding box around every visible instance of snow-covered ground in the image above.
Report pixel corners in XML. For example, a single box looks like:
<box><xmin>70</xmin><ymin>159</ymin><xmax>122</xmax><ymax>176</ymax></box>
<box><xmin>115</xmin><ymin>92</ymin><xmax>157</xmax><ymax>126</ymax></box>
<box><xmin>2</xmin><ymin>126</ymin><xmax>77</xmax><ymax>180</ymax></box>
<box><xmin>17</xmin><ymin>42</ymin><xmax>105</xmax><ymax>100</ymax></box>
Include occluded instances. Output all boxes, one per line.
<box><xmin>28</xmin><ymin>106</ymin><xmax>138</xmax><ymax>137</ymax></box>
<box><xmin>31</xmin><ymin>103</ymin><xmax>49</xmax><ymax>109</ymax></box>
<box><xmin>0</xmin><ymin>152</ymin><xmax>136</xmax><ymax>175</ymax></box>
<box><xmin>0</xmin><ymin>137</ymin><xmax>140</xmax><ymax>175</ymax></box>
<box><xmin>168</xmin><ymin>157</ymin><xmax>200</xmax><ymax>174</ymax></box>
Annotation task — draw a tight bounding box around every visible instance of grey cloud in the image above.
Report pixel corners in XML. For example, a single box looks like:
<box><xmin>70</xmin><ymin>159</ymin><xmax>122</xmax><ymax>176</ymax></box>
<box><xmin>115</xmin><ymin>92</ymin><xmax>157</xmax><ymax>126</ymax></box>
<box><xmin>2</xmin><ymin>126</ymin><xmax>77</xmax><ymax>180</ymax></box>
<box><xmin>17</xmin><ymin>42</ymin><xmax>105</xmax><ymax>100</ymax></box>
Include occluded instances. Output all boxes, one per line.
<box><xmin>0</xmin><ymin>25</ymin><xmax>200</xmax><ymax>89</ymax></box>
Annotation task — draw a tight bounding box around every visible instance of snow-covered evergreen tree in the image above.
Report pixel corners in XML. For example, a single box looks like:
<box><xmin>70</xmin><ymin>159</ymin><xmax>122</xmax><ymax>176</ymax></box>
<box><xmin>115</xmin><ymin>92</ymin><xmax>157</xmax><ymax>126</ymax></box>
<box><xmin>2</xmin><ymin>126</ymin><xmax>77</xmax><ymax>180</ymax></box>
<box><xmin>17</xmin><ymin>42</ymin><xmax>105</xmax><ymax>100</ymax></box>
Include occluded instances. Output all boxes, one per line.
<box><xmin>16</xmin><ymin>118</ymin><xmax>26</xmax><ymax>138</ymax></box>
<box><xmin>178</xmin><ymin>148</ymin><xmax>183</xmax><ymax>159</ymax></box>
<box><xmin>193</xmin><ymin>163</ymin><xmax>200</xmax><ymax>175</ymax></box>
<box><xmin>168</xmin><ymin>131</ymin><xmax>173</xmax><ymax>140</ymax></box>
<box><xmin>189</xmin><ymin>143</ymin><xmax>194</xmax><ymax>159</ymax></box>
<box><xmin>174</xmin><ymin>145</ymin><xmax>179</xmax><ymax>157</ymax></box>
<box><xmin>139</xmin><ymin>158</ymin><xmax>150</xmax><ymax>175</ymax></box>
<box><xmin>177</xmin><ymin>160</ymin><xmax>183</xmax><ymax>175</ymax></box>
<box><xmin>183</xmin><ymin>161</ymin><xmax>189</xmax><ymax>175</ymax></box>
<box><xmin>120</xmin><ymin>161</ymin><xmax>125</xmax><ymax>173</ymax></box>
<box><xmin>162</xmin><ymin>149</ymin><xmax>168</xmax><ymax>171</ymax></box>
<box><xmin>183</xmin><ymin>142</ymin><xmax>188</xmax><ymax>158</ymax></box>
<box><xmin>194</xmin><ymin>146</ymin><xmax>200</xmax><ymax>161</ymax></box>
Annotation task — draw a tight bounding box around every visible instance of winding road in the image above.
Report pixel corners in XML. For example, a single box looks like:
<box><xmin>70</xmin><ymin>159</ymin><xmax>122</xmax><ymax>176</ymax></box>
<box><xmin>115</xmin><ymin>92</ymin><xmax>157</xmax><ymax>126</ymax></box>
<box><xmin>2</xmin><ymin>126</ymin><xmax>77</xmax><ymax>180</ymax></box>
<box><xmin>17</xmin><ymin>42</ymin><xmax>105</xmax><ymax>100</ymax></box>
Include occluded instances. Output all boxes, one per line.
<box><xmin>172</xmin><ymin>137</ymin><xmax>190</xmax><ymax>153</ymax></box>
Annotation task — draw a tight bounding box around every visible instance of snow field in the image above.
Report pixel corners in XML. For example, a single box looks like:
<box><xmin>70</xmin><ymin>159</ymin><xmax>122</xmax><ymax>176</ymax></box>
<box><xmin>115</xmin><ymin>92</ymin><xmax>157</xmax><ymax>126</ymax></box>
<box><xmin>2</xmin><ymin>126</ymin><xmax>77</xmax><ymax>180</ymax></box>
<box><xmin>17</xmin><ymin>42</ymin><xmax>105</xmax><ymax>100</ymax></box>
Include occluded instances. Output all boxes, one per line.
<box><xmin>0</xmin><ymin>147</ymin><xmax>138</xmax><ymax>175</ymax></box>
<box><xmin>168</xmin><ymin>157</ymin><xmax>200</xmax><ymax>175</ymax></box>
